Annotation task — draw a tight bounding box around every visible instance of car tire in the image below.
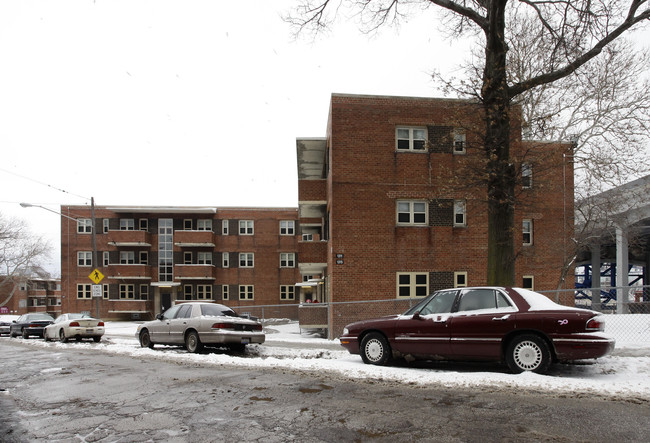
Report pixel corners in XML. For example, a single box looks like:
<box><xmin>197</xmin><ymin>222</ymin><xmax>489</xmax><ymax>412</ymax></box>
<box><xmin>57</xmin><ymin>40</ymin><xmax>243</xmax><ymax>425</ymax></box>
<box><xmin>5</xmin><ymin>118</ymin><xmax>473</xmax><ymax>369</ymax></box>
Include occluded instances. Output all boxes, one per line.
<box><xmin>139</xmin><ymin>329</ymin><xmax>154</xmax><ymax>349</ymax></box>
<box><xmin>43</xmin><ymin>332</ymin><xmax>50</xmax><ymax>342</ymax></box>
<box><xmin>93</xmin><ymin>336</ymin><xmax>101</xmax><ymax>343</ymax></box>
<box><xmin>229</xmin><ymin>343</ymin><xmax>246</xmax><ymax>353</ymax></box>
<box><xmin>10</xmin><ymin>331</ymin><xmax>17</xmax><ymax>338</ymax></box>
<box><xmin>22</xmin><ymin>329</ymin><xmax>29</xmax><ymax>339</ymax></box>
<box><xmin>506</xmin><ymin>334</ymin><xmax>552</xmax><ymax>374</ymax></box>
<box><xmin>185</xmin><ymin>330</ymin><xmax>203</xmax><ymax>353</ymax></box>
<box><xmin>59</xmin><ymin>329</ymin><xmax>68</xmax><ymax>343</ymax></box>
<box><xmin>360</xmin><ymin>332</ymin><xmax>392</xmax><ymax>366</ymax></box>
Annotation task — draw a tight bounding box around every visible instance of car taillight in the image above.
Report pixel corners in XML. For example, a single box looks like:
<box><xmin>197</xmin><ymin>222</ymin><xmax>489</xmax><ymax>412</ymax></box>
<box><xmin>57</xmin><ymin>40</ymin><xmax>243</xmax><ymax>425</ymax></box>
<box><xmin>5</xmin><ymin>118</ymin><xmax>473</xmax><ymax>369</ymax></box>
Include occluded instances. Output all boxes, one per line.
<box><xmin>586</xmin><ymin>317</ymin><xmax>605</xmax><ymax>331</ymax></box>
<box><xmin>211</xmin><ymin>323</ymin><xmax>235</xmax><ymax>330</ymax></box>
<box><xmin>252</xmin><ymin>324</ymin><xmax>263</xmax><ymax>331</ymax></box>
<box><xmin>69</xmin><ymin>322</ymin><xmax>80</xmax><ymax>327</ymax></box>
<box><xmin>98</xmin><ymin>322</ymin><xmax>104</xmax><ymax>327</ymax></box>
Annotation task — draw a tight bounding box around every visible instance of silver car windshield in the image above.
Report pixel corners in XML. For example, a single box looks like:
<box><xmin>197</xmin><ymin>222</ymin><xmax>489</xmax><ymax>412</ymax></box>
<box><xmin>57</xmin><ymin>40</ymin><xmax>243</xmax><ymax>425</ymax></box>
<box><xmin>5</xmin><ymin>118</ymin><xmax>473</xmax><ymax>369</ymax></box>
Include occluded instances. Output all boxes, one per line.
<box><xmin>200</xmin><ymin>304</ymin><xmax>237</xmax><ymax>317</ymax></box>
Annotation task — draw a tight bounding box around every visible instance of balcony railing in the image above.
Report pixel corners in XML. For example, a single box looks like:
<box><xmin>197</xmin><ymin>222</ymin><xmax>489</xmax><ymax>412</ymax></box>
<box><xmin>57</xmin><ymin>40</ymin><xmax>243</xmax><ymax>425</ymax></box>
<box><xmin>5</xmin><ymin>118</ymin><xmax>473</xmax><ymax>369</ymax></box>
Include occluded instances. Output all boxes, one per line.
<box><xmin>174</xmin><ymin>230</ymin><xmax>215</xmax><ymax>247</ymax></box>
<box><xmin>107</xmin><ymin>230</ymin><xmax>152</xmax><ymax>247</ymax></box>
<box><xmin>174</xmin><ymin>264</ymin><xmax>216</xmax><ymax>280</ymax></box>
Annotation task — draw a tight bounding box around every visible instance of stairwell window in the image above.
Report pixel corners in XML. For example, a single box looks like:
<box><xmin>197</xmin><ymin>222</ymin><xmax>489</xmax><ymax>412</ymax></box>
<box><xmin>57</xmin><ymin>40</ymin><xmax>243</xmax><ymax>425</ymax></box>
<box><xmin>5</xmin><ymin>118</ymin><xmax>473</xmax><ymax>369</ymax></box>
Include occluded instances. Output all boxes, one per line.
<box><xmin>453</xmin><ymin>131</ymin><xmax>466</xmax><ymax>154</ymax></box>
<box><xmin>523</xmin><ymin>219</ymin><xmax>533</xmax><ymax>245</ymax></box>
<box><xmin>396</xmin><ymin>127</ymin><xmax>427</xmax><ymax>151</ymax></box>
<box><xmin>454</xmin><ymin>200</ymin><xmax>467</xmax><ymax>227</ymax></box>
<box><xmin>522</xmin><ymin>163</ymin><xmax>533</xmax><ymax>189</ymax></box>
<box><xmin>397</xmin><ymin>200</ymin><xmax>428</xmax><ymax>225</ymax></box>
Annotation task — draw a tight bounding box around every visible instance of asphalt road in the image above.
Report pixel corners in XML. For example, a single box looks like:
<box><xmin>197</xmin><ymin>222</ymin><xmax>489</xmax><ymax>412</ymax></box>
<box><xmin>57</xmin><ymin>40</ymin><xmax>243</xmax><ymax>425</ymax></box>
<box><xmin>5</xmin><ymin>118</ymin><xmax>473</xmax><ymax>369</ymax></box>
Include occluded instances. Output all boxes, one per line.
<box><xmin>1</xmin><ymin>338</ymin><xmax>649</xmax><ymax>442</ymax></box>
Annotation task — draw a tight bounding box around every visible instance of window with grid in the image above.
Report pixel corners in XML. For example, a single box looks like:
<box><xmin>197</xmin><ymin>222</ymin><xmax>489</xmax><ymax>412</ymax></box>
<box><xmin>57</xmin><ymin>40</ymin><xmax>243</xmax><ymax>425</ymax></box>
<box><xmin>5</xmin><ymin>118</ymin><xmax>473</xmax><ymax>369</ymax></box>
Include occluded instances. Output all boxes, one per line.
<box><xmin>522</xmin><ymin>163</ymin><xmax>533</xmax><ymax>189</ymax></box>
<box><xmin>198</xmin><ymin>219</ymin><xmax>212</xmax><ymax>231</ymax></box>
<box><xmin>120</xmin><ymin>251</ymin><xmax>135</xmax><ymax>264</ymax></box>
<box><xmin>139</xmin><ymin>285</ymin><xmax>149</xmax><ymax>300</ymax></box>
<box><xmin>77</xmin><ymin>219</ymin><xmax>92</xmax><ymax>234</ymax></box>
<box><xmin>139</xmin><ymin>218</ymin><xmax>148</xmax><ymax>231</ymax></box>
<box><xmin>280</xmin><ymin>253</ymin><xmax>295</xmax><ymax>268</ymax></box>
<box><xmin>197</xmin><ymin>285</ymin><xmax>212</xmax><ymax>299</ymax></box>
<box><xmin>222</xmin><ymin>220</ymin><xmax>229</xmax><ymax>235</ymax></box>
<box><xmin>139</xmin><ymin>251</ymin><xmax>148</xmax><ymax>265</ymax></box>
<box><xmin>239</xmin><ymin>253</ymin><xmax>254</xmax><ymax>268</ymax></box>
<box><xmin>120</xmin><ymin>219</ymin><xmax>135</xmax><ymax>230</ymax></box>
<box><xmin>182</xmin><ymin>285</ymin><xmax>193</xmax><ymax>300</ymax></box>
<box><xmin>198</xmin><ymin>252</ymin><xmax>212</xmax><ymax>265</ymax></box>
<box><xmin>239</xmin><ymin>285</ymin><xmax>254</xmax><ymax>300</ymax></box>
<box><xmin>239</xmin><ymin>220</ymin><xmax>254</xmax><ymax>235</ymax></box>
<box><xmin>222</xmin><ymin>252</ymin><xmax>229</xmax><ymax>268</ymax></box>
<box><xmin>222</xmin><ymin>285</ymin><xmax>229</xmax><ymax>300</ymax></box>
<box><xmin>523</xmin><ymin>219</ymin><xmax>533</xmax><ymax>245</ymax></box>
<box><xmin>77</xmin><ymin>251</ymin><xmax>92</xmax><ymax>267</ymax></box>
<box><xmin>184</xmin><ymin>252</ymin><xmax>193</xmax><ymax>265</ymax></box>
<box><xmin>396</xmin><ymin>272</ymin><xmax>429</xmax><ymax>298</ymax></box>
<box><xmin>280</xmin><ymin>285</ymin><xmax>295</xmax><ymax>300</ymax></box>
<box><xmin>119</xmin><ymin>284</ymin><xmax>135</xmax><ymax>299</ymax></box>
<box><xmin>396</xmin><ymin>127</ymin><xmax>427</xmax><ymax>151</ymax></box>
<box><xmin>453</xmin><ymin>131</ymin><xmax>466</xmax><ymax>154</ymax></box>
<box><xmin>77</xmin><ymin>284</ymin><xmax>92</xmax><ymax>299</ymax></box>
<box><xmin>397</xmin><ymin>200</ymin><xmax>428</xmax><ymax>225</ymax></box>
<box><xmin>280</xmin><ymin>220</ymin><xmax>295</xmax><ymax>235</ymax></box>
<box><xmin>103</xmin><ymin>219</ymin><xmax>109</xmax><ymax>234</ymax></box>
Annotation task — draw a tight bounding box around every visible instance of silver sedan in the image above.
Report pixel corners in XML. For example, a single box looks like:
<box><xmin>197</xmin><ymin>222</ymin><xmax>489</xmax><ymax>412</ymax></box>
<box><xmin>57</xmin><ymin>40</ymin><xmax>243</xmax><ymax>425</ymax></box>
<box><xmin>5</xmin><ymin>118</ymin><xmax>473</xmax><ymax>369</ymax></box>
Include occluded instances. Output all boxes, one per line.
<box><xmin>43</xmin><ymin>313</ymin><xmax>105</xmax><ymax>343</ymax></box>
<box><xmin>136</xmin><ymin>302</ymin><xmax>265</xmax><ymax>353</ymax></box>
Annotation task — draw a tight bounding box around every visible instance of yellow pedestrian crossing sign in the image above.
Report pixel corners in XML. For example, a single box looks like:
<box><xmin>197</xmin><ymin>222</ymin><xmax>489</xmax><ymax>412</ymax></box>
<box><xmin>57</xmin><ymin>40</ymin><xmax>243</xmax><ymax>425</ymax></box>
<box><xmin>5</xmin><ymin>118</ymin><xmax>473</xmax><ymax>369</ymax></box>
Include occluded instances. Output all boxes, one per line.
<box><xmin>89</xmin><ymin>269</ymin><xmax>104</xmax><ymax>284</ymax></box>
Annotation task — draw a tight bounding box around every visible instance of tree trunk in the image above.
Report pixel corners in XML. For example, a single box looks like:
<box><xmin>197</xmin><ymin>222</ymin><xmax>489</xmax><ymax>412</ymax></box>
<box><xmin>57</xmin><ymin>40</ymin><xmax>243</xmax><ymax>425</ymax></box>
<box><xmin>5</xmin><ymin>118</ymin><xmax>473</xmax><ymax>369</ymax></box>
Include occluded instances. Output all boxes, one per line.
<box><xmin>483</xmin><ymin>0</ymin><xmax>516</xmax><ymax>286</ymax></box>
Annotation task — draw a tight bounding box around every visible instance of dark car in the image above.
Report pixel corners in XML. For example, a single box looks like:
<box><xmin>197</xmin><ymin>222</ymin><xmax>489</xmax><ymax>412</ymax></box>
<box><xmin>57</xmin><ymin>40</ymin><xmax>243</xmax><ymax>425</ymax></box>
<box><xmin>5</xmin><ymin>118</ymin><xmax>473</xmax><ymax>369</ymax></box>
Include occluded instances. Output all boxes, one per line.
<box><xmin>339</xmin><ymin>287</ymin><xmax>615</xmax><ymax>374</ymax></box>
<box><xmin>9</xmin><ymin>313</ymin><xmax>55</xmax><ymax>339</ymax></box>
<box><xmin>0</xmin><ymin>315</ymin><xmax>19</xmax><ymax>336</ymax></box>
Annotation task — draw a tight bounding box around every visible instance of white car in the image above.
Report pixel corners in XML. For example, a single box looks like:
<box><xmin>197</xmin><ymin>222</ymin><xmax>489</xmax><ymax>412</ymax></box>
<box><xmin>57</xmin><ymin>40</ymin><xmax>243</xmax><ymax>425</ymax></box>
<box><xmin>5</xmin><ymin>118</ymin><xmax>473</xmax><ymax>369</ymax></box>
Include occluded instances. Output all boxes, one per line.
<box><xmin>43</xmin><ymin>313</ymin><xmax>105</xmax><ymax>343</ymax></box>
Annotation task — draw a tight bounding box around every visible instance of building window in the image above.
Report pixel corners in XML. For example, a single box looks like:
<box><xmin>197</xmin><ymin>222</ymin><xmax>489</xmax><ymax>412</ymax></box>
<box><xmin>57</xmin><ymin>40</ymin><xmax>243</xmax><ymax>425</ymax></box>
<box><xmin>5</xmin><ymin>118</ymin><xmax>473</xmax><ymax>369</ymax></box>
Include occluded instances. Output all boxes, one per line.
<box><xmin>77</xmin><ymin>284</ymin><xmax>91</xmax><ymax>299</ymax></box>
<box><xmin>119</xmin><ymin>284</ymin><xmax>135</xmax><ymax>299</ymax></box>
<box><xmin>396</xmin><ymin>272</ymin><xmax>429</xmax><ymax>298</ymax></box>
<box><xmin>280</xmin><ymin>285</ymin><xmax>295</xmax><ymax>300</ymax></box>
<box><xmin>454</xmin><ymin>271</ymin><xmax>468</xmax><ymax>288</ymax></box>
<box><xmin>280</xmin><ymin>253</ymin><xmax>295</xmax><ymax>268</ymax></box>
<box><xmin>397</xmin><ymin>200</ymin><xmax>428</xmax><ymax>225</ymax></box>
<box><xmin>239</xmin><ymin>220</ymin><xmax>254</xmax><ymax>235</ymax></box>
<box><xmin>182</xmin><ymin>285</ymin><xmax>193</xmax><ymax>301</ymax></box>
<box><xmin>184</xmin><ymin>219</ymin><xmax>193</xmax><ymax>230</ymax></box>
<box><xmin>139</xmin><ymin>218</ymin><xmax>148</xmax><ymax>231</ymax></box>
<box><xmin>523</xmin><ymin>219</ymin><xmax>533</xmax><ymax>245</ymax></box>
<box><xmin>77</xmin><ymin>251</ymin><xmax>92</xmax><ymax>267</ymax></box>
<box><xmin>120</xmin><ymin>219</ymin><xmax>135</xmax><ymax>230</ymax></box>
<box><xmin>103</xmin><ymin>284</ymin><xmax>110</xmax><ymax>299</ymax></box>
<box><xmin>158</xmin><ymin>219</ymin><xmax>174</xmax><ymax>282</ymax></box>
<box><xmin>454</xmin><ymin>200</ymin><xmax>466</xmax><ymax>227</ymax></box>
<box><xmin>222</xmin><ymin>285</ymin><xmax>229</xmax><ymax>300</ymax></box>
<box><xmin>239</xmin><ymin>285</ymin><xmax>254</xmax><ymax>300</ymax></box>
<box><xmin>198</xmin><ymin>219</ymin><xmax>212</xmax><ymax>231</ymax></box>
<box><xmin>522</xmin><ymin>276</ymin><xmax>534</xmax><ymax>290</ymax></box>
<box><xmin>139</xmin><ymin>251</ymin><xmax>148</xmax><ymax>265</ymax></box>
<box><xmin>222</xmin><ymin>220</ymin><xmax>229</xmax><ymax>235</ymax></box>
<box><xmin>197</xmin><ymin>285</ymin><xmax>212</xmax><ymax>300</ymax></box>
<box><xmin>222</xmin><ymin>252</ymin><xmax>229</xmax><ymax>268</ymax></box>
<box><xmin>239</xmin><ymin>253</ymin><xmax>254</xmax><ymax>268</ymax></box>
<box><xmin>453</xmin><ymin>131</ymin><xmax>466</xmax><ymax>154</ymax></box>
<box><xmin>103</xmin><ymin>219</ymin><xmax>109</xmax><ymax>234</ymax></box>
<box><xmin>522</xmin><ymin>163</ymin><xmax>533</xmax><ymax>189</ymax></box>
<box><xmin>103</xmin><ymin>251</ymin><xmax>110</xmax><ymax>267</ymax></box>
<box><xmin>139</xmin><ymin>285</ymin><xmax>149</xmax><ymax>300</ymax></box>
<box><xmin>184</xmin><ymin>252</ymin><xmax>193</xmax><ymax>265</ymax></box>
<box><xmin>120</xmin><ymin>251</ymin><xmax>135</xmax><ymax>265</ymax></box>
<box><xmin>396</xmin><ymin>127</ymin><xmax>427</xmax><ymax>151</ymax></box>
<box><xmin>302</xmin><ymin>233</ymin><xmax>313</xmax><ymax>241</ymax></box>
<box><xmin>197</xmin><ymin>252</ymin><xmax>212</xmax><ymax>265</ymax></box>
<box><xmin>280</xmin><ymin>220</ymin><xmax>295</xmax><ymax>235</ymax></box>
<box><xmin>77</xmin><ymin>219</ymin><xmax>92</xmax><ymax>234</ymax></box>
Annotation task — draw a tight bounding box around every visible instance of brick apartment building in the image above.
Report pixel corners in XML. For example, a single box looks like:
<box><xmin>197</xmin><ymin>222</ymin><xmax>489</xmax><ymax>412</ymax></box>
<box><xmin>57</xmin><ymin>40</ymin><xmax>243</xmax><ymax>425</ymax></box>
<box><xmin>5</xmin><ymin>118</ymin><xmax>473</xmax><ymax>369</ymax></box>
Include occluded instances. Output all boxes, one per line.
<box><xmin>59</xmin><ymin>93</ymin><xmax>573</xmax><ymax>336</ymax></box>
<box><xmin>0</xmin><ymin>277</ymin><xmax>61</xmax><ymax>316</ymax></box>
<box><xmin>296</xmin><ymin>94</ymin><xmax>574</xmax><ymax>336</ymax></box>
<box><xmin>60</xmin><ymin>207</ymin><xmax>301</xmax><ymax>320</ymax></box>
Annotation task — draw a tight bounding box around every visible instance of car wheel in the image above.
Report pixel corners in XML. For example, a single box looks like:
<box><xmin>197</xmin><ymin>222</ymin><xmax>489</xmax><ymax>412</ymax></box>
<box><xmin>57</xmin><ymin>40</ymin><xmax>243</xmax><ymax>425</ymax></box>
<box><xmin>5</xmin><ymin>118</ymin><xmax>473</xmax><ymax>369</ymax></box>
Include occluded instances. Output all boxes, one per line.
<box><xmin>59</xmin><ymin>329</ymin><xmax>68</xmax><ymax>343</ymax></box>
<box><xmin>360</xmin><ymin>332</ymin><xmax>392</xmax><ymax>366</ymax></box>
<box><xmin>139</xmin><ymin>329</ymin><xmax>154</xmax><ymax>349</ymax></box>
<box><xmin>10</xmin><ymin>331</ymin><xmax>17</xmax><ymax>338</ymax></box>
<box><xmin>93</xmin><ymin>336</ymin><xmax>101</xmax><ymax>343</ymax></box>
<box><xmin>43</xmin><ymin>332</ymin><xmax>50</xmax><ymax>342</ymax></box>
<box><xmin>506</xmin><ymin>334</ymin><xmax>552</xmax><ymax>374</ymax></box>
<box><xmin>229</xmin><ymin>343</ymin><xmax>246</xmax><ymax>353</ymax></box>
<box><xmin>185</xmin><ymin>330</ymin><xmax>203</xmax><ymax>353</ymax></box>
<box><xmin>22</xmin><ymin>329</ymin><xmax>29</xmax><ymax>339</ymax></box>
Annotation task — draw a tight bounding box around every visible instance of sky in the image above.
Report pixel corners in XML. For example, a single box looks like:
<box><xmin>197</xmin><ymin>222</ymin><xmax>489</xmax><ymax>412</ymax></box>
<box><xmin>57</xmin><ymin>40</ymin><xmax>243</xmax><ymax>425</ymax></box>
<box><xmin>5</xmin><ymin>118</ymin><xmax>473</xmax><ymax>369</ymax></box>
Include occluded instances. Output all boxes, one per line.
<box><xmin>1</xmin><ymin>1</ymin><xmax>648</xmax><ymax>275</ymax></box>
<box><xmin>7</xmin><ymin>315</ymin><xmax>650</xmax><ymax>399</ymax></box>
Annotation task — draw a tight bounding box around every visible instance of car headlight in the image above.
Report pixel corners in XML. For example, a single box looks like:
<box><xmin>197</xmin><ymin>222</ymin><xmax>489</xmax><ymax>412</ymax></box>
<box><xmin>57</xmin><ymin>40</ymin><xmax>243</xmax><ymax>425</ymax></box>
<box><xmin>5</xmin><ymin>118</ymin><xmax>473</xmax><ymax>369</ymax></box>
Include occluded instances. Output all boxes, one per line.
<box><xmin>343</xmin><ymin>327</ymin><xmax>349</xmax><ymax>335</ymax></box>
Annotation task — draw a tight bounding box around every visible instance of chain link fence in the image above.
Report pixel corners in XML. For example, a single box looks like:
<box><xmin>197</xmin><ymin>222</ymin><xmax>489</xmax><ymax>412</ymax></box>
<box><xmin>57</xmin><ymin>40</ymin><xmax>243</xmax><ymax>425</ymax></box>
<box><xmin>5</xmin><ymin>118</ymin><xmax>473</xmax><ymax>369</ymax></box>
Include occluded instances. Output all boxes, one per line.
<box><xmin>241</xmin><ymin>285</ymin><xmax>650</xmax><ymax>344</ymax></box>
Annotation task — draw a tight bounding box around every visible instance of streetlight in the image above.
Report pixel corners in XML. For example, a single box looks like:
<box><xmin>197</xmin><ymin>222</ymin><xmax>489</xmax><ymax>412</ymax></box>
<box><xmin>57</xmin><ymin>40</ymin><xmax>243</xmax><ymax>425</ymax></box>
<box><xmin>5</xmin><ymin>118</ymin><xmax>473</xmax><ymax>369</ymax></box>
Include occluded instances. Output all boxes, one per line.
<box><xmin>21</xmin><ymin>198</ymin><xmax>100</xmax><ymax>318</ymax></box>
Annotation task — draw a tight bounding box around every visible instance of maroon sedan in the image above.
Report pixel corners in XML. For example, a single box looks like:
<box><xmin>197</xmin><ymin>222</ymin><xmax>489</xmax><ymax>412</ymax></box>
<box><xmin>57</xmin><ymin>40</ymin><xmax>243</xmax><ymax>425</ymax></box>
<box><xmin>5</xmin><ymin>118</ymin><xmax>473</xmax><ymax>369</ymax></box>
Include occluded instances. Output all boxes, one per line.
<box><xmin>339</xmin><ymin>287</ymin><xmax>615</xmax><ymax>374</ymax></box>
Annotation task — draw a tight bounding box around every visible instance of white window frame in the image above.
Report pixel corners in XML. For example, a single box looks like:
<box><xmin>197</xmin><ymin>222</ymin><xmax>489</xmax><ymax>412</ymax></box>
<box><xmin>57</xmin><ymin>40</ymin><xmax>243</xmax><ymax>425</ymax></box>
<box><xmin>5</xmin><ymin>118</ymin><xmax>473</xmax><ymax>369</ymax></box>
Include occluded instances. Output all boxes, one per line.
<box><xmin>139</xmin><ymin>251</ymin><xmax>148</xmax><ymax>265</ymax></box>
<box><xmin>183</xmin><ymin>285</ymin><xmax>193</xmax><ymax>300</ymax></box>
<box><xmin>280</xmin><ymin>253</ymin><xmax>295</xmax><ymax>268</ymax></box>
<box><xmin>280</xmin><ymin>285</ymin><xmax>295</xmax><ymax>300</ymax></box>
<box><xmin>197</xmin><ymin>285</ymin><xmax>212</xmax><ymax>300</ymax></box>
<box><xmin>77</xmin><ymin>284</ymin><xmax>92</xmax><ymax>299</ymax></box>
<box><xmin>523</xmin><ymin>219</ymin><xmax>533</xmax><ymax>246</ymax></box>
<box><xmin>302</xmin><ymin>233</ymin><xmax>313</xmax><ymax>241</ymax></box>
<box><xmin>280</xmin><ymin>220</ymin><xmax>295</xmax><ymax>235</ymax></box>
<box><xmin>120</xmin><ymin>219</ymin><xmax>135</xmax><ymax>231</ymax></box>
<box><xmin>77</xmin><ymin>219</ymin><xmax>93</xmax><ymax>234</ymax></box>
<box><xmin>222</xmin><ymin>252</ymin><xmax>230</xmax><ymax>268</ymax></box>
<box><xmin>453</xmin><ymin>131</ymin><xmax>466</xmax><ymax>154</ymax></box>
<box><xmin>103</xmin><ymin>284</ymin><xmax>110</xmax><ymax>299</ymax></box>
<box><xmin>120</xmin><ymin>251</ymin><xmax>135</xmax><ymax>265</ymax></box>
<box><xmin>103</xmin><ymin>251</ymin><xmax>110</xmax><ymax>267</ymax></box>
<box><xmin>139</xmin><ymin>218</ymin><xmax>148</xmax><ymax>231</ymax></box>
<box><xmin>239</xmin><ymin>253</ymin><xmax>254</xmax><ymax>268</ymax></box>
<box><xmin>184</xmin><ymin>251</ymin><xmax>193</xmax><ymax>265</ymax></box>
<box><xmin>239</xmin><ymin>220</ymin><xmax>254</xmax><ymax>235</ymax></box>
<box><xmin>119</xmin><ymin>284</ymin><xmax>135</xmax><ymax>299</ymax></box>
<box><xmin>197</xmin><ymin>219</ymin><xmax>212</xmax><ymax>231</ymax></box>
<box><xmin>139</xmin><ymin>284</ymin><xmax>149</xmax><ymax>300</ymax></box>
<box><xmin>77</xmin><ymin>251</ymin><xmax>92</xmax><ymax>267</ymax></box>
<box><xmin>454</xmin><ymin>271</ymin><xmax>468</xmax><ymax>288</ymax></box>
<box><xmin>222</xmin><ymin>285</ymin><xmax>229</xmax><ymax>300</ymax></box>
<box><xmin>239</xmin><ymin>285</ymin><xmax>254</xmax><ymax>300</ymax></box>
<box><xmin>222</xmin><ymin>220</ymin><xmax>229</xmax><ymax>235</ymax></box>
<box><xmin>454</xmin><ymin>200</ymin><xmax>467</xmax><ymax>227</ymax></box>
<box><xmin>396</xmin><ymin>200</ymin><xmax>428</xmax><ymax>226</ymax></box>
<box><xmin>522</xmin><ymin>163</ymin><xmax>533</xmax><ymax>189</ymax></box>
<box><xmin>183</xmin><ymin>219</ymin><xmax>193</xmax><ymax>230</ymax></box>
<box><xmin>197</xmin><ymin>252</ymin><xmax>212</xmax><ymax>265</ymax></box>
<box><xmin>396</xmin><ymin>127</ymin><xmax>427</xmax><ymax>152</ymax></box>
<box><xmin>522</xmin><ymin>275</ymin><xmax>534</xmax><ymax>290</ymax></box>
<box><xmin>396</xmin><ymin>272</ymin><xmax>429</xmax><ymax>298</ymax></box>
<box><xmin>103</xmin><ymin>219</ymin><xmax>109</xmax><ymax>234</ymax></box>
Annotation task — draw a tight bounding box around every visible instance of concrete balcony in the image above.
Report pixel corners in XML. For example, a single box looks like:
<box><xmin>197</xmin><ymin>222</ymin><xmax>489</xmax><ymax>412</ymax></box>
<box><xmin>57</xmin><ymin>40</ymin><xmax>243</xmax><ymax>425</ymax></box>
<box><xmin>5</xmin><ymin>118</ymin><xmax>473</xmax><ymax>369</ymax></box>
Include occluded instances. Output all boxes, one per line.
<box><xmin>174</xmin><ymin>264</ymin><xmax>216</xmax><ymax>281</ymax></box>
<box><xmin>174</xmin><ymin>230</ymin><xmax>215</xmax><ymax>247</ymax></box>
<box><xmin>298</xmin><ymin>240</ymin><xmax>328</xmax><ymax>264</ymax></box>
<box><xmin>106</xmin><ymin>264</ymin><xmax>152</xmax><ymax>280</ymax></box>
<box><xmin>107</xmin><ymin>230</ymin><xmax>152</xmax><ymax>247</ymax></box>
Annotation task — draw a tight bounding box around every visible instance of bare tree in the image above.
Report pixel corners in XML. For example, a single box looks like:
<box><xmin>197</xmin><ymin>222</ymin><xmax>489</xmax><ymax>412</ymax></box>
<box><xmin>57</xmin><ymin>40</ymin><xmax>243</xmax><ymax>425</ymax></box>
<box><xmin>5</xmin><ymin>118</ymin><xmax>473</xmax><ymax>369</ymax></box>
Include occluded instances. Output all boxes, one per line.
<box><xmin>0</xmin><ymin>212</ymin><xmax>52</xmax><ymax>307</ymax></box>
<box><xmin>288</xmin><ymin>0</ymin><xmax>650</xmax><ymax>285</ymax></box>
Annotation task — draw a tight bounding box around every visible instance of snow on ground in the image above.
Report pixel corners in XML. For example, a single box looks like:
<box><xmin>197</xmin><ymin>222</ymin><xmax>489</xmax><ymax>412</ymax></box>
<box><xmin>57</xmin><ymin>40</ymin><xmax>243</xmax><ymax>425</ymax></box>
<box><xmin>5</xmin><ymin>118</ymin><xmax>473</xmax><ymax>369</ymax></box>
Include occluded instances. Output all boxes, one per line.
<box><xmin>9</xmin><ymin>316</ymin><xmax>650</xmax><ymax>400</ymax></box>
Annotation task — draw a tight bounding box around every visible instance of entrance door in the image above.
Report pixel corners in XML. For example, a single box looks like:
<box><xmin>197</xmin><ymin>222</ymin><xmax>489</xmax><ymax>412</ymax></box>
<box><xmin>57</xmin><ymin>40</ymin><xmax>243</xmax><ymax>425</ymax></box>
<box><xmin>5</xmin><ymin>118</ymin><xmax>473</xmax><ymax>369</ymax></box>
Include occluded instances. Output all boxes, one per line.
<box><xmin>161</xmin><ymin>291</ymin><xmax>172</xmax><ymax>313</ymax></box>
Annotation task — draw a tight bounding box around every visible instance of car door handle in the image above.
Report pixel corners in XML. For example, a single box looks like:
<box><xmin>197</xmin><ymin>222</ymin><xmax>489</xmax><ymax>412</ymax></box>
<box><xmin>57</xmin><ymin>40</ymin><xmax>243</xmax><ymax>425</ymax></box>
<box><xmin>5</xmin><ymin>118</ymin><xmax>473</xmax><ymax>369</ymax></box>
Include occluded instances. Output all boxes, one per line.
<box><xmin>433</xmin><ymin>317</ymin><xmax>448</xmax><ymax>323</ymax></box>
<box><xmin>492</xmin><ymin>315</ymin><xmax>510</xmax><ymax>321</ymax></box>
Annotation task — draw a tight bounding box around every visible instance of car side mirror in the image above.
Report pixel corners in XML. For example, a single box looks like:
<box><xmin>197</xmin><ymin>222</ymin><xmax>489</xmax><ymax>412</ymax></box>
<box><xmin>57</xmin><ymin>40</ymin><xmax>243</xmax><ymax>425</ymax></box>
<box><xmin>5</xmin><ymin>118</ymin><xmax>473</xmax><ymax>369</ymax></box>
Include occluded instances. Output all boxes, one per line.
<box><xmin>413</xmin><ymin>311</ymin><xmax>422</xmax><ymax>320</ymax></box>
<box><xmin>156</xmin><ymin>313</ymin><xmax>164</xmax><ymax>320</ymax></box>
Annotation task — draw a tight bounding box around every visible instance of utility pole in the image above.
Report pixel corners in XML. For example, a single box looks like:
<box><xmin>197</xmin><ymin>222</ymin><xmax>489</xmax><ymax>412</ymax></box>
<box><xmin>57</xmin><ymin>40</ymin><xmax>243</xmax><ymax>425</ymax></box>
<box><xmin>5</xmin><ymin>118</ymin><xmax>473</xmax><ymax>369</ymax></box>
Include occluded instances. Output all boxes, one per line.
<box><xmin>91</xmin><ymin>197</ymin><xmax>100</xmax><ymax>318</ymax></box>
